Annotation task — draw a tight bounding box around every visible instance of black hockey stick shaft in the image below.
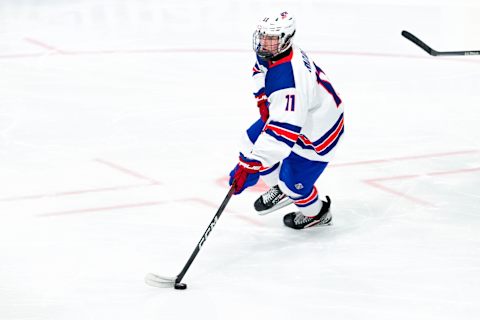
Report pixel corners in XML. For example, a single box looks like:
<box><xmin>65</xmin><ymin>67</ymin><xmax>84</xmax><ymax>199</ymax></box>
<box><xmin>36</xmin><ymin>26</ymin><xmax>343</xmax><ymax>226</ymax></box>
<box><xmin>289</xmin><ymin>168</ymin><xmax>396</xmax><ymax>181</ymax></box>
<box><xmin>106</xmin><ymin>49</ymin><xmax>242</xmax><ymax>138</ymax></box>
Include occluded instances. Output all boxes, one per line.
<box><xmin>175</xmin><ymin>184</ymin><xmax>236</xmax><ymax>284</ymax></box>
<box><xmin>401</xmin><ymin>30</ymin><xmax>480</xmax><ymax>56</ymax></box>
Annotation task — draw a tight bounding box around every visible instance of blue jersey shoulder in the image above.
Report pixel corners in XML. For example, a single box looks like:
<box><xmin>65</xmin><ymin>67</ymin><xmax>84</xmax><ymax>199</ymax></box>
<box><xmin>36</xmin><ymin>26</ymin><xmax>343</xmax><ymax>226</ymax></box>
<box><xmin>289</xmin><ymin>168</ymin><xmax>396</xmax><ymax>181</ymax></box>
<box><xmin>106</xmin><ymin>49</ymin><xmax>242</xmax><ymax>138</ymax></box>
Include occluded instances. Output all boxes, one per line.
<box><xmin>265</xmin><ymin>62</ymin><xmax>296</xmax><ymax>97</ymax></box>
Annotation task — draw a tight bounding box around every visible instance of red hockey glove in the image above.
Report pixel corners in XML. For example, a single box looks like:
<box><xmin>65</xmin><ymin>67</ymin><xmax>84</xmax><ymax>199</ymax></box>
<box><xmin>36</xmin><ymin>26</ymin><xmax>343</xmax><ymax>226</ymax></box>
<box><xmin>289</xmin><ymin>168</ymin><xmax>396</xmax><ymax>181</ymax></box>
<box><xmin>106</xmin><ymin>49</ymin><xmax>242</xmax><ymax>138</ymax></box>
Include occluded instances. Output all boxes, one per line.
<box><xmin>256</xmin><ymin>93</ymin><xmax>269</xmax><ymax>123</ymax></box>
<box><xmin>229</xmin><ymin>153</ymin><xmax>262</xmax><ymax>195</ymax></box>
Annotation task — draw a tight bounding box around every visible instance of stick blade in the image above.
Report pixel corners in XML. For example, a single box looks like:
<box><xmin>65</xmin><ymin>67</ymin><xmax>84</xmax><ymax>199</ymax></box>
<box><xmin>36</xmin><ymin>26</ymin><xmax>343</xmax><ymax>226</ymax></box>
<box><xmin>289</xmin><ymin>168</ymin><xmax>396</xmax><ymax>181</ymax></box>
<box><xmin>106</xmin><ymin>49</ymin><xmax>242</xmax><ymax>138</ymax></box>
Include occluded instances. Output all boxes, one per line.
<box><xmin>145</xmin><ymin>273</ymin><xmax>176</xmax><ymax>288</ymax></box>
<box><xmin>401</xmin><ymin>30</ymin><xmax>437</xmax><ymax>56</ymax></box>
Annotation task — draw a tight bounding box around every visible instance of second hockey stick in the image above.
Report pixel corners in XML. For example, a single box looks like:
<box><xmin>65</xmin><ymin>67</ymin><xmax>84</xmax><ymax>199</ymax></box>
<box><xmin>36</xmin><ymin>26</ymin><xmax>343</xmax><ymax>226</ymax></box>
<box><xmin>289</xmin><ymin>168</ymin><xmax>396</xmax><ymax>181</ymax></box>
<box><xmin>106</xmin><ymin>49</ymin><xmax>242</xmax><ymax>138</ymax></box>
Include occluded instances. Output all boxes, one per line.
<box><xmin>401</xmin><ymin>30</ymin><xmax>480</xmax><ymax>56</ymax></box>
<box><xmin>145</xmin><ymin>183</ymin><xmax>236</xmax><ymax>290</ymax></box>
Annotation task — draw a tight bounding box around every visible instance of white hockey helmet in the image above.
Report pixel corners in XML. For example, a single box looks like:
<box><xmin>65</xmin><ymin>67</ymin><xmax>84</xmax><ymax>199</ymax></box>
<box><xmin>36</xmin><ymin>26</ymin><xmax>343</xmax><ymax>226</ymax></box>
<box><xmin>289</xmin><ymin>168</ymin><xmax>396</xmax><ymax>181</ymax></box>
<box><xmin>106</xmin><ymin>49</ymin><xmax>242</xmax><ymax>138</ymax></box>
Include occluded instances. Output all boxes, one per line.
<box><xmin>253</xmin><ymin>11</ymin><xmax>296</xmax><ymax>59</ymax></box>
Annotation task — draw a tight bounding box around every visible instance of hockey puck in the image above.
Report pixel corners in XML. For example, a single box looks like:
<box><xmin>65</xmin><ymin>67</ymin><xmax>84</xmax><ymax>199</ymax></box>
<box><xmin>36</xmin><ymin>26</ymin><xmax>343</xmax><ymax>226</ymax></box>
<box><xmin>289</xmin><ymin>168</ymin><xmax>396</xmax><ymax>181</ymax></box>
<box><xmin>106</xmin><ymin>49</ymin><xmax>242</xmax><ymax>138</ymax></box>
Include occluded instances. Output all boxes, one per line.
<box><xmin>174</xmin><ymin>283</ymin><xmax>187</xmax><ymax>290</ymax></box>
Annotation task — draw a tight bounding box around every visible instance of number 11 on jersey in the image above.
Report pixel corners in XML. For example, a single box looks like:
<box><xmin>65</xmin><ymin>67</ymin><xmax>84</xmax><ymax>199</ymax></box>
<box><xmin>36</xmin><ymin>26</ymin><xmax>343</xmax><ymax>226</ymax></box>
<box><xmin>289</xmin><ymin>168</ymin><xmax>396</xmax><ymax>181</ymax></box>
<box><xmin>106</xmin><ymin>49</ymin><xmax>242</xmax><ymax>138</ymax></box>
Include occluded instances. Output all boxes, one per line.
<box><xmin>285</xmin><ymin>94</ymin><xmax>295</xmax><ymax>111</ymax></box>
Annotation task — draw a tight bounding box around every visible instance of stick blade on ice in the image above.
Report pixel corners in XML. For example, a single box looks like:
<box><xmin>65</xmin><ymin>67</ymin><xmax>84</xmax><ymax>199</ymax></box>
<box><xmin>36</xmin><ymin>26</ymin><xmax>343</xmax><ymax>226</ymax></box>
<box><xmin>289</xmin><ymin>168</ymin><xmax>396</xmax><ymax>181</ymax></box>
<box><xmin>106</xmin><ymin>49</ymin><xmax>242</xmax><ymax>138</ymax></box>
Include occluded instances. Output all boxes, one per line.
<box><xmin>145</xmin><ymin>273</ymin><xmax>176</xmax><ymax>288</ymax></box>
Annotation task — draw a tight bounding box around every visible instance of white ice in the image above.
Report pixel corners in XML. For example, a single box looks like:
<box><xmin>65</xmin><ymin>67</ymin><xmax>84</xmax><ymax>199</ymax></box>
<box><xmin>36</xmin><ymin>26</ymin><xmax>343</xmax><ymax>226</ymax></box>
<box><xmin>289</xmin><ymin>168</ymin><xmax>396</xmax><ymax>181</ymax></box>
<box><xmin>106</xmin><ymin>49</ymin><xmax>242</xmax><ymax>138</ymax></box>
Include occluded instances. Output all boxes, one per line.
<box><xmin>1</xmin><ymin>0</ymin><xmax>480</xmax><ymax>319</ymax></box>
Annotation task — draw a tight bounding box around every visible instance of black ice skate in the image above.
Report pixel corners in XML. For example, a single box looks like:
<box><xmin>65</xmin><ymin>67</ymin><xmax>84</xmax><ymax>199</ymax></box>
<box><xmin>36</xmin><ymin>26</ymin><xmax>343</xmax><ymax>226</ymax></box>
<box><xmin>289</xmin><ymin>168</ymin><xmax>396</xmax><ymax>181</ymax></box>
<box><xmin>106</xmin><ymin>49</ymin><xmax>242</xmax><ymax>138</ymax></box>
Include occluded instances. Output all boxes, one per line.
<box><xmin>254</xmin><ymin>185</ymin><xmax>293</xmax><ymax>215</ymax></box>
<box><xmin>283</xmin><ymin>196</ymin><xmax>332</xmax><ymax>230</ymax></box>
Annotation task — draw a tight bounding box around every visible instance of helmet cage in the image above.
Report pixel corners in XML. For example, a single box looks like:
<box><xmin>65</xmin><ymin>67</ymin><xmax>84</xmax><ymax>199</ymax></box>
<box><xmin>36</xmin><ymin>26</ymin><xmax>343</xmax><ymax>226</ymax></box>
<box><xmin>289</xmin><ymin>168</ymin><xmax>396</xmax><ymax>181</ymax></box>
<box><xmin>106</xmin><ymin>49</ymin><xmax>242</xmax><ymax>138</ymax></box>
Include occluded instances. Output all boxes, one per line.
<box><xmin>253</xmin><ymin>29</ymin><xmax>295</xmax><ymax>59</ymax></box>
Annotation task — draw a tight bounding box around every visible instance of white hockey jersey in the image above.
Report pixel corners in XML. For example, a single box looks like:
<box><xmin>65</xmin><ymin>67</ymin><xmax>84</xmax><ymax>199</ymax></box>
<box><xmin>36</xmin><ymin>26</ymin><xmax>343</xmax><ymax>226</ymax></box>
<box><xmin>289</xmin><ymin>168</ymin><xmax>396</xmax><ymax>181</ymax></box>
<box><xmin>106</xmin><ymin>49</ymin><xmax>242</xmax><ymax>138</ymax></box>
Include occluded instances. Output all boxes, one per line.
<box><xmin>242</xmin><ymin>45</ymin><xmax>344</xmax><ymax>167</ymax></box>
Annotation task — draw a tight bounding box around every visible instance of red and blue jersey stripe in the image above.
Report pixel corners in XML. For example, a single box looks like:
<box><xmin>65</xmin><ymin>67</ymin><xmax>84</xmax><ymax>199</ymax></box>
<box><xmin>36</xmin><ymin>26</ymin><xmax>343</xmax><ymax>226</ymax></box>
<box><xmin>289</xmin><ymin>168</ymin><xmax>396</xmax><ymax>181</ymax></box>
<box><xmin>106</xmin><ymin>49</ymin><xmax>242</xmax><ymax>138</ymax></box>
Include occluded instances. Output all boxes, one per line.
<box><xmin>264</xmin><ymin>121</ymin><xmax>301</xmax><ymax>148</ymax></box>
<box><xmin>297</xmin><ymin>113</ymin><xmax>344</xmax><ymax>156</ymax></box>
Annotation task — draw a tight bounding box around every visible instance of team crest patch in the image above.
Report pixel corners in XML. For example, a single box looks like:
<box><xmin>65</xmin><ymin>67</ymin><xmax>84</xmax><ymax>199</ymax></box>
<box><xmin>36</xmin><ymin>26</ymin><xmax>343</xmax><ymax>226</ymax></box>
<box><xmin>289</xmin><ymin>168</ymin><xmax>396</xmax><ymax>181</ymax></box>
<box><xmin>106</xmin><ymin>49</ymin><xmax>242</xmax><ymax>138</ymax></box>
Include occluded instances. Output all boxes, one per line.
<box><xmin>295</xmin><ymin>183</ymin><xmax>303</xmax><ymax>190</ymax></box>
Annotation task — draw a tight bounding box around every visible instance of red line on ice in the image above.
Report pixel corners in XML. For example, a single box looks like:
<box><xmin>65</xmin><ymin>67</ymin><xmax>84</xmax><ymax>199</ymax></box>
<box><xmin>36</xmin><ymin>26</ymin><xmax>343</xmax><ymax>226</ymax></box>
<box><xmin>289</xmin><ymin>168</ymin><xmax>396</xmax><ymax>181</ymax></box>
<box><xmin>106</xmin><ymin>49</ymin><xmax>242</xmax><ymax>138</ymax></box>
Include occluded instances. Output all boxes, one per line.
<box><xmin>363</xmin><ymin>167</ymin><xmax>480</xmax><ymax>206</ymax></box>
<box><xmin>37</xmin><ymin>196</ymin><xmax>266</xmax><ymax>226</ymax></box>
<box><xmin>363</xmin><ymin>180</ymin><xmax>435</xmax><ymax>206</ymax></box>
<box><xmin>331</xmin><ymin>150</ymin><xmax>479</xmax><ymax>168</ymax></box>
<box><xmin>0</xmin><ymin>183</ymin><xmax>151</xmax><ymax>202</ymax></box>
<box><xmin>94</xmin><ymin>158</ymin><xmax>161</xmax><ymax>185</ymax></box>
<box><xmin>38</xmin><ymin>200</ymin><xmax>169</xmax><ymax>217</ymax></box>
<box><xmin>183</xmin><ymin>197</ymin><xmax>265</xmax><ymax>227</ymax></box>
<box><xmin>23</xmin><ymin>37</ymin><xmax>67</xmax><ymax>54</ymax></box>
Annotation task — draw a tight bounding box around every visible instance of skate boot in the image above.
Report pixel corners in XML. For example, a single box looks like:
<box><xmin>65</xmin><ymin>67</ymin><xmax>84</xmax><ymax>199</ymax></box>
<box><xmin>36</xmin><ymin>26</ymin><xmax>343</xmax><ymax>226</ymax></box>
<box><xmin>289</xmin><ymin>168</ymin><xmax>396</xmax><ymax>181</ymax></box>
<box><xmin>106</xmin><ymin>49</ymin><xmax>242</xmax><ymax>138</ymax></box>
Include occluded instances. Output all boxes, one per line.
<box><xmin>283</xmin><ymin>196</ymin><xmax>332</xmax><ymax>230</ymax></box>
<box><xmin>254</xmin><ymin>185</ymin><xmax>293</xmax><ymax>215</ymax></box>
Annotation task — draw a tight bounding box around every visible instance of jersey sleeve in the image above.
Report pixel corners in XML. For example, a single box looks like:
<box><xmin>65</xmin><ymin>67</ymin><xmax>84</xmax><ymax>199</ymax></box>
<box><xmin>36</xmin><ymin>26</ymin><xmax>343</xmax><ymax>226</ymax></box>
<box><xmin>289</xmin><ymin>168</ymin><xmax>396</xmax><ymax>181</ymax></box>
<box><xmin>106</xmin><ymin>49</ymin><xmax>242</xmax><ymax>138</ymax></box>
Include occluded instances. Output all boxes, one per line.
<box><xmin>238</xmin><ymin>118</ymin><xmax>265</xmax><ymax>156</ymax></box>
<box><xmin>246</xmin><ymin>63</ymin><xmax>308</xmax><ymax>167</ymax></box>
<box><xmin>252</xmin><ymin>56</ymin><xmax>268</xmax><ymax>99</ymax></box>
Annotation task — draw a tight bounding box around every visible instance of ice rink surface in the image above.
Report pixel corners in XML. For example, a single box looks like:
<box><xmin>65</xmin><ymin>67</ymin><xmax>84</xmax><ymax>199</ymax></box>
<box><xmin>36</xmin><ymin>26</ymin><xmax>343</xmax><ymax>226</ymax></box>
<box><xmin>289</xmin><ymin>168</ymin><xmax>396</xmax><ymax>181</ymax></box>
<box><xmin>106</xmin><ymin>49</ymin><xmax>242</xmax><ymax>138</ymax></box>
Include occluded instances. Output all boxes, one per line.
<box><xmin>1</xmin><ymin>0</ymin><xmax>479</xmax><ymax>319</ymax></box>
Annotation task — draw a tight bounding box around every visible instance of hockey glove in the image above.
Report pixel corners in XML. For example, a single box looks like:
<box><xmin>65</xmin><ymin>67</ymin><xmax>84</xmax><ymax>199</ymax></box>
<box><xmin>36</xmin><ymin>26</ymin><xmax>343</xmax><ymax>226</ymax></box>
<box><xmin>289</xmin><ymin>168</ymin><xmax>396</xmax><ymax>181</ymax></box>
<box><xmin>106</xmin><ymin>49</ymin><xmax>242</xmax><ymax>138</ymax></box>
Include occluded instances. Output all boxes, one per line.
<box><xmin>229</xmin><ymin>153</ymin><xmax>262</xmax><ymax>195</ymax></box>
<box><xmin>256</xmin><ymin>93</ymin><xmax>269</xmax><ymax>123</ymax></box>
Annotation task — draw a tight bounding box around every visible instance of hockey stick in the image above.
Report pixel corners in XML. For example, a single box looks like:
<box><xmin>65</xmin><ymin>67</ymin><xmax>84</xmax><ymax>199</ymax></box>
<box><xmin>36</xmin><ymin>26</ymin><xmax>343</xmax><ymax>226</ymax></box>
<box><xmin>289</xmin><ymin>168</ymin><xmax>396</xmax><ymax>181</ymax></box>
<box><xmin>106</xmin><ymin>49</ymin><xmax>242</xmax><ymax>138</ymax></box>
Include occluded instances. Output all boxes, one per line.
<box><xmin>145</xmin><ymin>183</ymin><xmax>236</xmax><ymax>290</ymax></box>
<box><xmin>401</xmin><ymin>30</ymin><xmax>480</xmax><ymax>56</ymax></box>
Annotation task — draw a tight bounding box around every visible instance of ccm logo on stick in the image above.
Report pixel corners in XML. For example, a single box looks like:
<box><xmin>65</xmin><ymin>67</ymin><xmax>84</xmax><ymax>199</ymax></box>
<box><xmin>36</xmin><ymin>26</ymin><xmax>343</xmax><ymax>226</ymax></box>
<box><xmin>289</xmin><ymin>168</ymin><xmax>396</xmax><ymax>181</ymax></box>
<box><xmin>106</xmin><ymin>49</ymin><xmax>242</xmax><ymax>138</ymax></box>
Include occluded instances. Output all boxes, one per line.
<box><xmin>198</xmin><ymin>216</ymin><xmax>219</xmax><ymax>249</ymax></box>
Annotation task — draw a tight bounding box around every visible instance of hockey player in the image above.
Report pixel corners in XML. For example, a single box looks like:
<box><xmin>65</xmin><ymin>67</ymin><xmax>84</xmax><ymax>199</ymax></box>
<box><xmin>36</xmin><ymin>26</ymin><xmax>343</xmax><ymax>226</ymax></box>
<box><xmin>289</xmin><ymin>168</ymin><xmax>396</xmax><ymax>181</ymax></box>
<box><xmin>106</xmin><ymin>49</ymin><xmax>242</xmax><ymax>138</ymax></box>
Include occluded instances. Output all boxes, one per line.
<box><xmin>229</xmin><ymin>11</ymin><xmax>344</xmax><ymax>229</ymax></box>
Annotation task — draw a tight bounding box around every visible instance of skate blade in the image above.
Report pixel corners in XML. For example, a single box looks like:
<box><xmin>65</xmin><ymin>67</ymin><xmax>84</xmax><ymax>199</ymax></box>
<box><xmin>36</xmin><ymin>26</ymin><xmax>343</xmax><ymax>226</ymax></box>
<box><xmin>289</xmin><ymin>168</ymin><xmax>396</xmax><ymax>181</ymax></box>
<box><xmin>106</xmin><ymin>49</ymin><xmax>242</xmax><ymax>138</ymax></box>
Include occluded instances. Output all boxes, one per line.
<box><xmin>307</xmin><ymin>212</ymin><xmax>333</xmax><ymax>228</ymax></box>
<box><xmin>257</xmin><ymin>198</ymin><xmax>294</xmax><ymax>215</ymax></box>
<box><xmin>309</xmin><ymin>220</ymin><xmax>332</xmax><ymax>228</ymax></box>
